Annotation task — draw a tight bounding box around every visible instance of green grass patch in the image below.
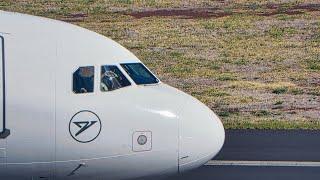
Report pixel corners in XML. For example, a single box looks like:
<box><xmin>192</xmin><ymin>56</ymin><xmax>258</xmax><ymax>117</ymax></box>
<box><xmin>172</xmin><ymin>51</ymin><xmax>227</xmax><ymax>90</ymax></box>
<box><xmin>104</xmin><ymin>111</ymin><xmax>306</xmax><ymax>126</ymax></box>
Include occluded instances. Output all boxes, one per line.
<box><xmin>218</xmin><ymin>111</ymin><xmax>232</xmax><ymax>117</ymax></box>
<box><xmin>308</xmin><ymin>62</ymin><xmax>320</xmax><ymax>71</ymax></box>
<box><xmin>274</xmin><ymin>100</ymin><xmax>284</xmax><ymax>105</ymax></box>
<box><xmin>268</xmin><ymin>26</ymin><xmax>297</xmax><ymax>39</ymax></box>
<box><xmin>192</xmin><ymin>88</ymin><xmax>230</xmax><ymax>97</ymax></box>
<box><xmin>252</xmin><ymin>110</ymin><xmax>271</xmax><ymax>117</ymax></box>
<box><xmin>210</xmin><ymin>64</ymin><xmax>221</xmax><ymax>70</ymax></box>
<box><xmin>218</xmin><ymin>73</ymin><xmax>237</xmax><ymax>81</ymax></box>
<box><xmin>223</xmin><ymin>119</ymin><xmax>320</xmax><ymax>130</ymax></box>
<box><xmin>290</xmin><ymin>88</ymin><xmax>304</xmax><ymax>95</ymax></box>
<box><xmin>170</xmin><ymin>52</ymin><xmax>184</xmax><ymax>59</ymax></box>
<box><xmin>234</xmin><ymin>58</ymin><xmax>249</xmax><ymax>65</ymax></box>
<box><xmin>111</xmin><ymin>0</ymin><xmax>133</xmax><ymax>5</ymax></box>
<box><xmin>272</xmin><ymin>87</ymin><xmax>288</xmax><ymax>94</ymax></box>
<box><xmin>308</xmin><ymin>88</ymin><xmax>320</xmax><ymax>96</ymax></box>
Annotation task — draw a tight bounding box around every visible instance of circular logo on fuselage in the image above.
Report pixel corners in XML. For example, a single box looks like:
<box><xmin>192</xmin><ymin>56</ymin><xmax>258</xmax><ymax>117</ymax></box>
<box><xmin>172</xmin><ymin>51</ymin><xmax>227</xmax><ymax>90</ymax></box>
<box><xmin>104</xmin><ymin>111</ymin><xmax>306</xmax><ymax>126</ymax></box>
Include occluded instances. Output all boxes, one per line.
<box><xmin>69</xmin><ymin>110</ymin><xmax>102</xmax><ymax>143</ymax></box>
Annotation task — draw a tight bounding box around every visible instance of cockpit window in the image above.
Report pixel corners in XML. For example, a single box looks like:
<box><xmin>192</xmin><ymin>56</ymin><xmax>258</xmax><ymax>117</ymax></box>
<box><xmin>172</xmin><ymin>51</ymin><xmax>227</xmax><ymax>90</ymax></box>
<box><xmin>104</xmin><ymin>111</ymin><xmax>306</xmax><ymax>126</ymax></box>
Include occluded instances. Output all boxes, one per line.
<box><xmin>120</xmin><ymin>63</ymin><xmax>159</xmax><ymax>85</ymax></box>
<box><xmin>100</xmin><ymin>65</ymin><xmax>131</xmax><ymax>91</ymax></box>
<box><xmin>73</xmin><ymin>66</ymin><xmax>94</xmax><ymax>94</ymax></box>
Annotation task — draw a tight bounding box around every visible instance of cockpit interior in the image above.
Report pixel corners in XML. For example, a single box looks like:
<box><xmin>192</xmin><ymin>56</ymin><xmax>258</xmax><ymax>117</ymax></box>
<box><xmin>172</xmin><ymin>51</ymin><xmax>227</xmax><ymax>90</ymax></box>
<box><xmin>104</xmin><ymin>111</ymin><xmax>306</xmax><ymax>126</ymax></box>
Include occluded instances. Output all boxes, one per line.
<box><xmin>72</xmin><ymin>63</ymin><xmax>159</xmax><ymax>94</ymax></box>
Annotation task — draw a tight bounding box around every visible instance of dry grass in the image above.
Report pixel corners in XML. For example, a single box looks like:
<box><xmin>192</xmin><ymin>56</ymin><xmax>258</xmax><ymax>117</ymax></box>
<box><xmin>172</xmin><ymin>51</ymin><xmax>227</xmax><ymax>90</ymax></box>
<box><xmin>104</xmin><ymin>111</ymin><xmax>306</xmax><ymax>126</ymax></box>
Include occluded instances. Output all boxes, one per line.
<box><xmin>1</xmin><ymin>0</ymin><xmax>319</xmax><ymax>129</ymax></box>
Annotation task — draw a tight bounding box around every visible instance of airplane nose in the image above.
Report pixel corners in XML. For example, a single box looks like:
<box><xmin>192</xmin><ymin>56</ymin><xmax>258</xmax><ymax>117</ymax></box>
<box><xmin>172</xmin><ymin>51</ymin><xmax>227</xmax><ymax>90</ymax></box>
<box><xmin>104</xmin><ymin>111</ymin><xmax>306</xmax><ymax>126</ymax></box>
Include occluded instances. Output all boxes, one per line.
<box><xmin>178</xmin><ymin>96</ymin><xmax>225</xmax><ymax>173</ymax></box>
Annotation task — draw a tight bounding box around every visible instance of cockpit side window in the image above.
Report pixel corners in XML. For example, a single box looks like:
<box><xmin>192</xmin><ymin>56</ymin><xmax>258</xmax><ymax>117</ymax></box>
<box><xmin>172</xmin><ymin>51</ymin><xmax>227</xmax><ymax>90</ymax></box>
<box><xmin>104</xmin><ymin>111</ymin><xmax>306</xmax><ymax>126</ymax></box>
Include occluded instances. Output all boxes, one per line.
<box><xmin>100</xmin><ymin>65</ymin><xmax>131</xmax><ymax>92</ymax></box>
<box><xmin>120</xmin><ymin>63</ymin><xmax>159</xmax><ymax>85</ymax></box>
<box><xmin>73</xmin><ymin>66</ymin><xmax>95</xmax><ymax>94</ymax></box>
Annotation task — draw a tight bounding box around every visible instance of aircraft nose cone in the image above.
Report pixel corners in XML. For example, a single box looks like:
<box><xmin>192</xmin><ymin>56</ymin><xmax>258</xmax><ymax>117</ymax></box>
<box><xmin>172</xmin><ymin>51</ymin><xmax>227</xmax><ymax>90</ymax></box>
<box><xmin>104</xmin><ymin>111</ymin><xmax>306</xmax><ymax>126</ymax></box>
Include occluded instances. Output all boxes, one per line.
<box><xmin>178</xmin><ymin>96</ymin><xmax>225</xmax><ymax>173</ymax></box>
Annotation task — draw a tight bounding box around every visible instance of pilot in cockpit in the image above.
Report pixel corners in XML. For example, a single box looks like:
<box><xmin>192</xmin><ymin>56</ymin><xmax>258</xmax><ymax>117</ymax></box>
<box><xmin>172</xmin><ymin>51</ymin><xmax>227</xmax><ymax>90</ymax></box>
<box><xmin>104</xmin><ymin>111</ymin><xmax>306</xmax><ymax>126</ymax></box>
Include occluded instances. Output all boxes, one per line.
<box><xmin>100</xmin><ymin>65</ymin><xmax>131</xmax><ymax>92</ymax></box>
<box><xmin>73</xmin><ymin>66</ymin><xmax>94</xmax><ymax>94</ymax></box>
<box><xmin>100</xmin><ymin>69</ymin><xmax>121</xmax><ymax>91</ymax></box>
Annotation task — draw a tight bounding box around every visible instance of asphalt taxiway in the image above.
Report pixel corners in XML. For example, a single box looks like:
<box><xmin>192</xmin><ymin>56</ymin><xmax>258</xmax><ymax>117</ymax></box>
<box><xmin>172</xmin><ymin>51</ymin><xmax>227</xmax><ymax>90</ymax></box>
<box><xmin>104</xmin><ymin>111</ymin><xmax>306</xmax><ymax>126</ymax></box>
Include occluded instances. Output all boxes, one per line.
<box><xmin>168</xmin><ymin>130</ymin><xmax>320</xmax><ymax>180</ymax></box>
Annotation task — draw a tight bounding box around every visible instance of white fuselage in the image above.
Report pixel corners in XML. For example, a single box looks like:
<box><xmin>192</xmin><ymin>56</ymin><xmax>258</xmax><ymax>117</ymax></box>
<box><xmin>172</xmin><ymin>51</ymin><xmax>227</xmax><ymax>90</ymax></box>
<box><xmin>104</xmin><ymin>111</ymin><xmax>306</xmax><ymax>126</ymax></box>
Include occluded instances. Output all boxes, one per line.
<box><xmin>0</xmin><ymin>11</ymin><xmax>225</xmax><ymax>179</ymax></box>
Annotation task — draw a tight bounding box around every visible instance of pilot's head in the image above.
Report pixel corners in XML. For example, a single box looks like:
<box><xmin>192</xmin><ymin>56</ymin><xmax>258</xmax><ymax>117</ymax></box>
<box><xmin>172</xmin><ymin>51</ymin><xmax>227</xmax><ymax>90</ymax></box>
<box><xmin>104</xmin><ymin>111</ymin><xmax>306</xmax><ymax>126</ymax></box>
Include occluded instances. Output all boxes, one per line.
<box><xmin>79</xmin><ymin>67</ymin><xmax>94</xmax><ymax>78</ymax></box>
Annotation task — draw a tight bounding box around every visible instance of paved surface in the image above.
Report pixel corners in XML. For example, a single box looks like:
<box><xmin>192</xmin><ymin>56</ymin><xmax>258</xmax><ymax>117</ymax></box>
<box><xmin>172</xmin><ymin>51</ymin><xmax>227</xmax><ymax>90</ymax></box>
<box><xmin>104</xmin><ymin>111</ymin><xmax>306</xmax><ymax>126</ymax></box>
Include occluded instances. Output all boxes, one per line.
<box><xmin>170</xmin><ymin>166</ymin><xmax>320</xmax><ymax>180</ymax></box>
<box><xmin>167</xmin><ymin>130</ymin><xmax>320</xmax><ymax>180</ymax></box>
<box><xmin>216</xmin><ymin>129</ymin><xmax>320</xmax><ymax>161</ymax></box>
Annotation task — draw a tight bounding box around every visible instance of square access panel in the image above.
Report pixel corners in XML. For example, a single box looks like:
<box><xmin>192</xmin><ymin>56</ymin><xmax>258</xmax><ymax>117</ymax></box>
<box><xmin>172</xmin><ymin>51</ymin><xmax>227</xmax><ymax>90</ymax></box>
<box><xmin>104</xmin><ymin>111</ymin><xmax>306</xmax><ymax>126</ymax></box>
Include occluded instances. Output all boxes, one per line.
<box><xmin>132</xmin><ymin>131</ymin><xmax>152</xmax><ymax>152</ymax></box>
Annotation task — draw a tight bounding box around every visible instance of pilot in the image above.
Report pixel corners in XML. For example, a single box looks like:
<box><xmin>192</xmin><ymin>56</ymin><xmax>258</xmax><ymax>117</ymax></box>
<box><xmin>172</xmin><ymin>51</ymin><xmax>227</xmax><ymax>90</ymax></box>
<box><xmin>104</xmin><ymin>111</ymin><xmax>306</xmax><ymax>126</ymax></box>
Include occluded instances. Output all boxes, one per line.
<box><xmin>100</xmin><ymin>69</ymin><xmax>121</xmax><ymax>91</ymax></box>
<box><xmin>73</xmin><ymin>67</ymin><xmax>94</xmax><ymax>93</ymax></box>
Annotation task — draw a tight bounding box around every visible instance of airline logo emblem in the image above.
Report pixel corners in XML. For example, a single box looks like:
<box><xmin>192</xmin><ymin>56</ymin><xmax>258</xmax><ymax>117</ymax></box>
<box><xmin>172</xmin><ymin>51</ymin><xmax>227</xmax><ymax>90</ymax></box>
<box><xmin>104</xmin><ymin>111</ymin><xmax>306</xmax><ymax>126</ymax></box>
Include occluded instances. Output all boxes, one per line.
<box><xmin>69</xmin><ymin>111</ymin><xmax>101</xmax><ymax>143</ymax></box>
<box><xmin>73</xmin><ymin>121</ymin><xmax>97</xmax><ymax>136</ymax></box>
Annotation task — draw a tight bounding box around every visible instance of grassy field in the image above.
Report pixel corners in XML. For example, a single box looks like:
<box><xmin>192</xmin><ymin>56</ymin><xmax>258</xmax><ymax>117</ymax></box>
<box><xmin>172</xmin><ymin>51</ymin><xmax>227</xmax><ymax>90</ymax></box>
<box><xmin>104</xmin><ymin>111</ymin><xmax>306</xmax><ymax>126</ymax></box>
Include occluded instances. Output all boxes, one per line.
<box><xmin>1</xmin><ymin>0</ymin><xmax>319</xmax><ymax>129</ymax></box>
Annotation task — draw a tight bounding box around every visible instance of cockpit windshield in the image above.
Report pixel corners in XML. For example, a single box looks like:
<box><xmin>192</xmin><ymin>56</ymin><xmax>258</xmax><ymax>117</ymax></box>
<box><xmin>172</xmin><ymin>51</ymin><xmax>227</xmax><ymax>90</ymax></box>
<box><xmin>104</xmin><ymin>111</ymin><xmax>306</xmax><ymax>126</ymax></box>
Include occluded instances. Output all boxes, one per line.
<box><xmin>121</xmin><ymin>63</ymin><xmax>159</xmax><ymax>85</ymax></box>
